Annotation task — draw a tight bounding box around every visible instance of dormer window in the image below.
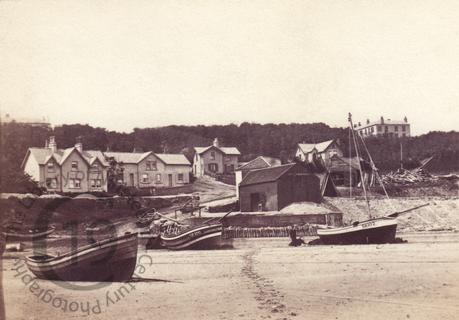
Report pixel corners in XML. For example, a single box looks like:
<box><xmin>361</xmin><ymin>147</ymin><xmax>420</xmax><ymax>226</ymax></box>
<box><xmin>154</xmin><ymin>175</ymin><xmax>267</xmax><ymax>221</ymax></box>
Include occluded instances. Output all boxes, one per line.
<box><xmin>71</xmin><ymin>161</ymin><xmax>78</xmax><ymax>170</ymax></box>
<box><xmin>210</xmin><ymin>151</ymin><xmax>216</xmax><ymax>160</ymax></box>
<box><xmin>47</xmin><ymin>162</ymin><xmax>55</xmax><ymax>172</ymax></box>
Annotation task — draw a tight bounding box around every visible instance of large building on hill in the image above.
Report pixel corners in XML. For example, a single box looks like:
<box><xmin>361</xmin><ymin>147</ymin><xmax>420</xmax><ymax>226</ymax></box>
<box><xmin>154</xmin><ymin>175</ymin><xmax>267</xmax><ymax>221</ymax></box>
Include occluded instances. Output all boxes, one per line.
<box><xmin>355</xmin><ymin>116</ymin><xmax>410</xmax><ymax>138</ymax></box>
<box><xmin>2</xmin><ymin>113</ymin><xmax>51</xmax><ymax>128</ymax></box>
<box><xmin>193</xmin><ymin>138</ymin><xmax>240</xmax><ymax>177</ymax></box>
<box><xmin>21</xmin><ymin>137</ymin><xmax>109</xmax><ymax>192</ymax></box>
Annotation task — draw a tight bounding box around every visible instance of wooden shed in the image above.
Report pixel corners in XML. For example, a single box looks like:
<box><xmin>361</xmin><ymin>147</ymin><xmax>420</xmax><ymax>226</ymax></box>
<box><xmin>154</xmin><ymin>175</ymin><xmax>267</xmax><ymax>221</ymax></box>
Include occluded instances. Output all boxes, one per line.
<box><xmin>238</xmin><ymin>163</ymin><xmax>322</xmax><ymax>212</ymax></box>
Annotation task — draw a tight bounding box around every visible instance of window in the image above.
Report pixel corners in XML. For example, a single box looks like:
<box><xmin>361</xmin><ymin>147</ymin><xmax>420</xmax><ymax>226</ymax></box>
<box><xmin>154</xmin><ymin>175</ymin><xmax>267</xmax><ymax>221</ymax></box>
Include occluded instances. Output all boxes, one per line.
<box><xmin>46</xmin><ymin>178</ymin><xmax>57</xmax><ymax>189</ymax></box>
<box><xmin>146</xmin><ymin>161</ymin><xmax>157</xmax><ymax>171</ymax></box>
<box><xmin>401</xmin><ymin>125</ymin><xmax>406</xmax><ymax>131</ymax></box>
<box><xmin>71</xmin><ymin>161</ymin><xmax>78</xmax><ymax>170</ymax></box>
<box><xmin>155</xmin><ymin>174</ymin><xmax>162</xmax><ymax>183</ymax></box>
<box><xmin>178</xmin><ymin>173</ymin><xmax>184</xmax><ymax>182</ymax></box>
<box><xmin>210</xmin><ymin>151</ymin><xmax>216</xmax><ymax>160</ymax></box>
<box><xmin>208</xmin><ymin>163</ymin><xmax>218</xmax><ymax>172</ymax></box>
<box><xmin>402</xmin><ymin>133</ymin><xmax>406</xmax><ymax>137</ymax></box>
<box><xmin>91</xmin><ymin>179</ymin><xmax>102</xmax><ymax>188</ymax></box>
<box><xmin>69</xmin><ymin>178</ymin><xmax>81</xmax><ymax>189</ymax></box>
<box><xmin>91</xmin><ymin>164</ymin><xmax>99</xmax><ymax>171</ymax></box>
<box><xmin>225</xmin><ymin>156</ymin><xmax>231</xmax><ymax>162</ymax></box>
<box><xmin>395</xmin><ymin>126</ymin><xmax>398</xmax><ymax>132</ymax></box>
<box><xmin>47</xmin><ymin>162</ymin><xmax>55</xmax><ymax>172</ymax></box>
<box><xmin>377</xmin><ymin>125</ymin><xmax>381</xmax><ymax>132</ymax></box>
<box><xmin>141</xmin><ymin>173</ymin><xmax>149</xmax><ymax>183</ymax></box>
<box><xmin>385</xmin><ymin>126</ymin><xmax>388</xmax><ymax>133</ymax></box>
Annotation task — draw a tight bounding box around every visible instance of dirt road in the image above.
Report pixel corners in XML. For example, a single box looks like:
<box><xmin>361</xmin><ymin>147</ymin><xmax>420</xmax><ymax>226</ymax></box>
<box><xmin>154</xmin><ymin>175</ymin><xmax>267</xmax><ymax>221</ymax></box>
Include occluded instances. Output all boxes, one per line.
<box><xmin>3</xmin><ymin>233</ymin><xmax>459</xmax><ymax>320</ymax></box>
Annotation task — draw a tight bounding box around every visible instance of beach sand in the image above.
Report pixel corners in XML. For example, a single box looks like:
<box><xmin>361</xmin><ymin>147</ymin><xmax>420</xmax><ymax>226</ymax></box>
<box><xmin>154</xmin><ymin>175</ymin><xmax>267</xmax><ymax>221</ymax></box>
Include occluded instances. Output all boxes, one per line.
<box><xmin>3</xmin><ymin>233</ymin><xmax>459</xmax><ymax>320</ymax></box>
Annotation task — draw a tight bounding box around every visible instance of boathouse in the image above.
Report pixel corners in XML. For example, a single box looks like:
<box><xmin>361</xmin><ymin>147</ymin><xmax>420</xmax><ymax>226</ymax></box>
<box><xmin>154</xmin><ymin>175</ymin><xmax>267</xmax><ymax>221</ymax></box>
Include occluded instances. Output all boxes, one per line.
<box><xmin>238</xmin><ymin>163</ymin><xmax>325</xmax><ymax>212</ymax></box>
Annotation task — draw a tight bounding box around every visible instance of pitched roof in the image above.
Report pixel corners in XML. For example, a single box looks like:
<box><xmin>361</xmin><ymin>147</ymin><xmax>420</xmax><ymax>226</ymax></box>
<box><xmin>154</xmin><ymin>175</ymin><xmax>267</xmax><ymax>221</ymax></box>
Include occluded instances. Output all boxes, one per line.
<box><xmin>239</xmin><ymin>163</ymin><xmax>296</xmax><ymax>187</ymax></box>
<box><xmin>83</xmin><ymin>150</ymin><xmax>109</xmax><ymax>166</ymax></box>
<box><xmin>155</xmin><ymin>153</ymin><xmax>191</xmax><ymax>165</ymax></box>
<box><xmin>297</xmin><ymin>143</ymin><xmax>316</xmax><ymax>154</ymax></box>
<box><xmin>194</xmin><ymin>145</ymin><xmax>241</xmax><ymax>155</ymax></box>
<box><xmin>298</xmin><ymin>139</ymin><xmax>334</xmax><ymax>154</ymax></box>
<box><xmin>219</xmin><ymin>147</ymin><xmax>241</xmax><ymax>155</ymax></box>
<box><xmin>24</xmin><ymin>147</ymin><xmax>107</xmax><ymax>167</ymax></box>
<box><xmin>103</xmin><ymin>151</ymin><xmax>152</xmax><ymax>164</ymax></box>
<box><xmin>236</xmin><ymin>156</ymin><xmax>281</xmax><ymax>171</ymax></box>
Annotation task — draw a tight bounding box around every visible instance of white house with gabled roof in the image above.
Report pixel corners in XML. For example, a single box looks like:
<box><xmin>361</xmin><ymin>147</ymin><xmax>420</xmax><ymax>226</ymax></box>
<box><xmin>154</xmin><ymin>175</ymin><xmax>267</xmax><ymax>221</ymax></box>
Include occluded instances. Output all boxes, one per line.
<box><xmin>295</xmin><ymin>139</ymin><xmax>343</xmax><ymax>166</ymax></box>
<box><xmin>21</xmin><ymin>136</ymin><xmax>109</xmax><ymax>192</ymax></box>
<box><xmin>193</xmin><ymin>138</ymin><xmax>241</xmax><ymax>177</ymax></box>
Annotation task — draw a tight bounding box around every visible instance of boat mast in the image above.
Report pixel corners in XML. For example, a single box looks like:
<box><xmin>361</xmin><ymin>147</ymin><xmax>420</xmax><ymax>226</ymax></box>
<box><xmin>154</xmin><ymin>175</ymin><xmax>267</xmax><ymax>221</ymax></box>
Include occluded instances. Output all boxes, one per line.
<box><xmin>348</xmin><ymin>113</ymin><xmax>371</xmax><ymax>218</ymax></box>
<box><xmin>349</xmin><ymin>126</ymin><xmax>352</xmax><ymax>198</ymax></box>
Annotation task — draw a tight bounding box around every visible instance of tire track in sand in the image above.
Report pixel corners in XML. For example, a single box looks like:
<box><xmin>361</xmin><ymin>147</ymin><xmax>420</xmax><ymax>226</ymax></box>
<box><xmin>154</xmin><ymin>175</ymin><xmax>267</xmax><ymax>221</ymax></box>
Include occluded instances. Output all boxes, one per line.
<box><xmin>241</xmin><ymin>249</ymin><xmax>298</xmax><ymax>320</ymax></box>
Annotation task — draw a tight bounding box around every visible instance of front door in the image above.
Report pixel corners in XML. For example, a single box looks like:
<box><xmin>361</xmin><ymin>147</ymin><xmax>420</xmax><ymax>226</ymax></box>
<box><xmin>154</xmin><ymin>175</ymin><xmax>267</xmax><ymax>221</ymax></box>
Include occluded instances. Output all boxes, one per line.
<box><xmin>129</xmin><ymin>173</ymin><xmax>134</xmax><ymax>187</ymax></box>
<box><xmin>168</xmin><ymin>174</ymin><xmax>173</xmax><ymax>187</ymax></box>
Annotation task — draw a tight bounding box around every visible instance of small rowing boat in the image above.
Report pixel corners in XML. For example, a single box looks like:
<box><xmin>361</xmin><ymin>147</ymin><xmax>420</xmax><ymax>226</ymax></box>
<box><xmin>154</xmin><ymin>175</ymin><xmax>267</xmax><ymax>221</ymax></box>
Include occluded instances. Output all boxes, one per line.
<box><xmin>3</xmin><ymin>226</ymin><xmax>55</xmax><ymax>241</ymax></box>
<box><xmin>26</xmin><ymin>233</ymin><xmax>138</xmax><ymax>282</ymax></box>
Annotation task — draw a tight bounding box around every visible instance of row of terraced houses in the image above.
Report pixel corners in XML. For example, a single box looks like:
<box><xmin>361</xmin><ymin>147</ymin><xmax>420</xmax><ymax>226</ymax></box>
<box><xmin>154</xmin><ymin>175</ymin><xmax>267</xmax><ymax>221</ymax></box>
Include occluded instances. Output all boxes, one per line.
<box><xmin>22</xmin><ymin>137</ymin><xmax>193</xmax><ymax>193</ymax></box>
<box><xmin>21</xmin><ymin>136</ymin><xmax>242</xmax><ymax>193</ymax></box>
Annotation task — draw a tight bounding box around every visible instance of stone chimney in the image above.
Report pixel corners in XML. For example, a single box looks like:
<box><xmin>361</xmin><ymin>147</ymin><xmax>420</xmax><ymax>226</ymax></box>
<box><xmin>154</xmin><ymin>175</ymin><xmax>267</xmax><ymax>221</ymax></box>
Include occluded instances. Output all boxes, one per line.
<box><xmin>366</xmin><ymin>119</ymin><xmax>370</xmax><ymax>125</ymax></box>
<box><xmin>404</xmin><ymin>116</ymin><xmax>408</xmax><ymax>123</ymax></box>
<box><xmin>358</xmin><ymin>122</ymin><xmax>361</xmax><ymax>127</ymax></box>
<box><xmin>213</xmin><ymin>138</ymin><xmax>220</xmax><ymax>148</ymax></box>
<box><xmin>380</xmin><ymin>116</ymin><xmax>384</xmax><ymax>124</ymax></box>
<box><xmin>48</xmin><ymin>136</ymin><xmax>57</xmax><ymax>152</ymax></box>
<box><xmin>75</xmin><ymin>136</ymin><xmax>83</xmax><ymax>153</ymax></box>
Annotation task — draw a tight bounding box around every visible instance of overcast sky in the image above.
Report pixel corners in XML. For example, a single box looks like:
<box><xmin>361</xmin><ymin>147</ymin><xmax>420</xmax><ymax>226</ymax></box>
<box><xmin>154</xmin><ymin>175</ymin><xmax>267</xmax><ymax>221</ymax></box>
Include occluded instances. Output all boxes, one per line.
<box><xmin>1</xmin><ymin>0</ymin><xmax>458</xmax><ymax>135</ymax></box>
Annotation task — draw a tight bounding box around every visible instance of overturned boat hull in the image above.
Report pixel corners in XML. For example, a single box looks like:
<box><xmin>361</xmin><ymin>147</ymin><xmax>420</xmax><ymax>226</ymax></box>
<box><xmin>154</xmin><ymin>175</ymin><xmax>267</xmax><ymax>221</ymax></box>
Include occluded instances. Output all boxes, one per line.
<box><xmin>160</xmin><ymin>224</ymin><xmax>226</xmax><ymax>250</ymax></box>
<box><xmin>26</xmin><ymin>233</ymin><xmax>138</xmax><ymax>282</ymax></box>
<box><xmin>317</xmin><ymin>218</ymin><xmax>397</xmax><ymax>245</ymax></box>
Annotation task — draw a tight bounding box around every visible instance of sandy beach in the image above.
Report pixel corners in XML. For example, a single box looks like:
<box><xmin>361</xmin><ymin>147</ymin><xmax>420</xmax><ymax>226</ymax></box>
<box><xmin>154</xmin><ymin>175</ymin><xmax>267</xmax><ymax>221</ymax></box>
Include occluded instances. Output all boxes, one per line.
<box><xmin>3</xmin><ymin>232</ymin><xmax>459</xmax><ymax>320</ymax></box>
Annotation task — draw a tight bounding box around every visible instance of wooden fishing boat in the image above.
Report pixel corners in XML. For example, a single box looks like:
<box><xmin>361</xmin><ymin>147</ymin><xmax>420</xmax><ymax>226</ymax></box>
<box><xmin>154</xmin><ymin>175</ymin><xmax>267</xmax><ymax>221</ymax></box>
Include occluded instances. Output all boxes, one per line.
<box><xmin>26</xmin><ymin>233</ymin><xmax>138</xmax><ymax>282</ymax></box>
<box><xmin>3</xmin><ymin>226</ymin><xmax>55</xmax><ymax>241</ymax></box>
<box><xmin>317</xmin><ymin>217</ymin><xmax>397</xmax><ymax>245</ymax></box>
<box><xmin>160</xmin><ymin>223</ymin><xmax>224</xmax><ymax>250</ymax></box>
<box><xmin>316</xmin><ymin>113</ymin><xmax>428</xmax><ymax>245</ymax></box>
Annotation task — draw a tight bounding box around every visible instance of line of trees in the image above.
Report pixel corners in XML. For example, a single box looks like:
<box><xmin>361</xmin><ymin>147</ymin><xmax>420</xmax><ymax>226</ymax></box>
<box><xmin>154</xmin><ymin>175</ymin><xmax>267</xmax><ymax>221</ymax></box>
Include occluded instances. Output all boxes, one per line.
<box><xmin>1</xmin><ymin>121</ymin><xmax>458</xmax><ymax>192</ymax></box>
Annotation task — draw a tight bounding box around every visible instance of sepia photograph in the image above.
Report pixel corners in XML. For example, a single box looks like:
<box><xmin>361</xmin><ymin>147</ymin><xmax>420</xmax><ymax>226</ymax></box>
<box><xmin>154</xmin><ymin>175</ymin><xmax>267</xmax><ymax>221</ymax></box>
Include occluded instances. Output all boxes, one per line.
<box><xmin>1</xmin><ymin>1</ymin><xmax>458</xmax><ymax>319</ymax></box>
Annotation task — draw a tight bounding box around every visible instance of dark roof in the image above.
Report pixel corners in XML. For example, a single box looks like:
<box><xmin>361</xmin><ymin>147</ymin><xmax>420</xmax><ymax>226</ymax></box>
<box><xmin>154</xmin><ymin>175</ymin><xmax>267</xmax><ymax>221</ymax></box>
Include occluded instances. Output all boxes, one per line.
<box><xmin>239</xmin><ymin>163</ymin><xmax>296</xmax><ymax>187</ymax></box>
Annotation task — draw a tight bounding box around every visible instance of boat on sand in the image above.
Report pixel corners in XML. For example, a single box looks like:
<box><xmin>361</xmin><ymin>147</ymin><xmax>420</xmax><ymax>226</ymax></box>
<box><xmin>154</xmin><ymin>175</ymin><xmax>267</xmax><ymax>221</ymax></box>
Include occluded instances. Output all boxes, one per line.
<box><xmin>26</xmin><ymin>233</ymin><xmax>138</xmax><ymax>282</ymax></box>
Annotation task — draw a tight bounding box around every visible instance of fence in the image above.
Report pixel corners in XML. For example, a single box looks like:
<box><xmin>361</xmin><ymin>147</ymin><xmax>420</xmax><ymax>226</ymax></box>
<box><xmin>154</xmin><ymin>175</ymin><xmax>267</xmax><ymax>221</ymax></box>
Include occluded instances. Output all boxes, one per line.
<box><xmin>223</xmin><ymin>224</ymin><xmax>319</xmax><ymax>238</ymax></box>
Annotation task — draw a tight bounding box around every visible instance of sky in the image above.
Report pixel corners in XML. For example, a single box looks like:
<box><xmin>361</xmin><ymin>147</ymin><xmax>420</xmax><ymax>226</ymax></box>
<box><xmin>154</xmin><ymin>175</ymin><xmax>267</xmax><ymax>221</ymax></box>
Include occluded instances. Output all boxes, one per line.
<box><xmin>1</xmin><ymin>0</ymin><xmax>458</xmax><ymax>135</ymax></box>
